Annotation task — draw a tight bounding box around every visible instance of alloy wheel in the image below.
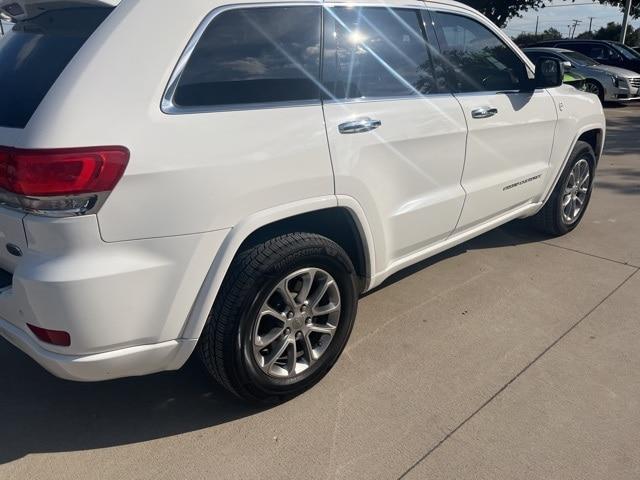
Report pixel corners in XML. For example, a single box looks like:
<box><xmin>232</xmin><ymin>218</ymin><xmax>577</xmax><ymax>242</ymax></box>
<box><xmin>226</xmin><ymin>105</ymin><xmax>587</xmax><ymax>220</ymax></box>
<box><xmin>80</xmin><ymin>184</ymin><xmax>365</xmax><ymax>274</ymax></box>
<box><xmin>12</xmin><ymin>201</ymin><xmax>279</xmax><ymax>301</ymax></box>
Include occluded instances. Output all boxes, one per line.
<box><xmin>584</xmin><ymin>81</ymin><xmax>601</xmax><ymax>96</ymax></box>
<box><xmin>252</xmin><ymin>268</ymin><xmax>341</xmax><ymax>378</ymax></box>
<box><xmin>561</xmin><ymin>158</ymin><xmax>591</xmax><ymax>225</ymax></box>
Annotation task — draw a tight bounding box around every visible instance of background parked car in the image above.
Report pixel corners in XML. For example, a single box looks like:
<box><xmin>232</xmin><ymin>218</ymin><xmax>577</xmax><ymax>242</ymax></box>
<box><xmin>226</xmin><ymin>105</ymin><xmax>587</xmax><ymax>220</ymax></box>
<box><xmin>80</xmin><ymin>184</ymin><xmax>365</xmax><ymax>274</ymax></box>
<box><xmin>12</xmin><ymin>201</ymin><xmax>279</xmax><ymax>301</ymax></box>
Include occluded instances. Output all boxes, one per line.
<box><xmin>524</xmin><ymin>47</ymin><xmax>640</xmax><ymax>103</ymax></box>
<box><xmin>531</xmin><ymin>39</ymin><xmax>640</xmax><ymax>74</ymax></box>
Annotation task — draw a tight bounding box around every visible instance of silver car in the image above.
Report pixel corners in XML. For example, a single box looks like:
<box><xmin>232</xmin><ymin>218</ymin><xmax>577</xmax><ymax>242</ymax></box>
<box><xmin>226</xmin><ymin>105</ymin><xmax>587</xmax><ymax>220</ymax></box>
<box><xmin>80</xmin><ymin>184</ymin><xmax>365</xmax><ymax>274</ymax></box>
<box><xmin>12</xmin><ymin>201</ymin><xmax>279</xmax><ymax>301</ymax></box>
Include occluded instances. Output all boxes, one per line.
<box><xmin>524</xmin><ymin>47</ymin><xmax>640</xmax><ymax>103</ymax></box>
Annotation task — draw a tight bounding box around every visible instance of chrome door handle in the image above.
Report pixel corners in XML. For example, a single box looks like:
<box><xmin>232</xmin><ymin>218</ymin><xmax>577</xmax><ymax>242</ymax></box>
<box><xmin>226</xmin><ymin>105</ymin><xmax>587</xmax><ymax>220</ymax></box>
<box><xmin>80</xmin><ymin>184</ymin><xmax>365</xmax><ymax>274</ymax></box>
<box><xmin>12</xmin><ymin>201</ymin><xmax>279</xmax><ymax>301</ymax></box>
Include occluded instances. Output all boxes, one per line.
<box><xmin>471</xmin><ymin>107</ymin><xmax>498</xmax><ymax>119</ymax></box>
<box><xmin>338</xmin><ymin>117</ymin><xmax>382</xmax><ymax>134</ymax></box>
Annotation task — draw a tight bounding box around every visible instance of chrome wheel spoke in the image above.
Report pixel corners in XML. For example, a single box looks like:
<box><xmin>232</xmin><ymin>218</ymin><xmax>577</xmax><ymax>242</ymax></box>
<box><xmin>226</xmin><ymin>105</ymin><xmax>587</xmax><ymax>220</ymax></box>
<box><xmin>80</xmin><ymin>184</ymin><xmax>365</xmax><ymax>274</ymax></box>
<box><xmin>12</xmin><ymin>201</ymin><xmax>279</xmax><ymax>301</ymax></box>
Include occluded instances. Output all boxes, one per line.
<box><xmin>263</xmin><ymin>337</ymin><xmax>291</xmax><ymax>373</ymax></box>
<box><xmin>309</xmin><ymin>276</ymin><xmax>331</xmax><ymax>308</ymax></box>
<box><xmin>296</xmin><ymin>269</ymin><xmax>316</xmax><ymax>305</ymax></box>
<box><xmin>308</xmin><ymin>323</ymin><xmax>337</xmax><ymax>336</ymax></box>
<box><xmin>276</xmin><ymin>279</ymin><xmax>298</xmax><ymax>310</ymax></box>
<box><xmin>580</xmin><ymin>171</ymin><xmax>590</xmax><ymax>187</ymax></box>
<box><xmin>313</xmin><ymin>301</ymin><xmax>341</xmax><ymax>317</ymax></box>
<box><xmin>260</xmin><ymin>305</ymin><xmax>287</xmax><ymax>323</ymax></box>
<box><xmin>254</xmin><ymin>325</ymin><xmax>285</xmax><ymax>349</ymax></box>
<box><xmin>302</xmin><ymin>332</ymin><xmax>317</xmax><ymax>366</ymax></box>
<box><xmin>285</xmin><ymin>339</ymin><xmax>297</xmax><ymax>375</ymax></box>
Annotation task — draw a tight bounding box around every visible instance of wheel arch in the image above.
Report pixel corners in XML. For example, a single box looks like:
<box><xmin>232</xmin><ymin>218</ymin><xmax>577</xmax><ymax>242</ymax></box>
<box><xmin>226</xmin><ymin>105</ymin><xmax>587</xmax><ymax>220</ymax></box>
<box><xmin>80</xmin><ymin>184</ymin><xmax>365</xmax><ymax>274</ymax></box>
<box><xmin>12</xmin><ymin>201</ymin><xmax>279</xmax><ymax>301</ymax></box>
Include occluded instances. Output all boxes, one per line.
<box><xmin>538</xmin><ymin>123</ymin><xmax>605</xmax><ymax>209</ymax></box>
<box><xmin>179</xmin><ymin>197</ymin><xmax>375</xmax><ymax>342</ymax></box>
<box><xmin>577</xmin><ymin>128</ymin><xmax>604</xmax><ymax>165</ymax></box>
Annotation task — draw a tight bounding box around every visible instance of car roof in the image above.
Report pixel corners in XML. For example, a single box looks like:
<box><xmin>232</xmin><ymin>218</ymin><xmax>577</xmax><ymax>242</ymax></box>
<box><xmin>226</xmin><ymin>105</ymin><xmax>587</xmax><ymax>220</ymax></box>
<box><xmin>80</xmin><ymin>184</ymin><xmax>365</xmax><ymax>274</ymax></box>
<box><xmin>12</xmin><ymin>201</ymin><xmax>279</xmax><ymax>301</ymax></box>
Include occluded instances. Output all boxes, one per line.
<box><xmin>523</xmin><ymin>47</ymin><xmax>573</xmax><ymax>53</ymax></box>
<box><xmin>1</xmin><ymin>0</ymin><xmax>480</xmax><ymax>17</ymax></box>
<box><xmin>544</xmin><ymin>39</ymin><xmax>622</xmax><ymax>46</ymax></box>
<box><xmin>0</xmin><ymin>0</ymin><xmax>119</xmax><ymax>20</ymax></box>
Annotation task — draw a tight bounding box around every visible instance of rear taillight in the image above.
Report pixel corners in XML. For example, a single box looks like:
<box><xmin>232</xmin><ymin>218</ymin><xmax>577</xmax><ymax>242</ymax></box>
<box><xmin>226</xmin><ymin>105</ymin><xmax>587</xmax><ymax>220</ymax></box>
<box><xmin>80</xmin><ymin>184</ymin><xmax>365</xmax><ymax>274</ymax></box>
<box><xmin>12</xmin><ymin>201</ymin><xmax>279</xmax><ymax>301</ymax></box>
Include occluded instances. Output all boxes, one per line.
<box><xmin>0</xmin><ymin>146</ymin><xmax>129</xmax><ymax>217</ymax></box>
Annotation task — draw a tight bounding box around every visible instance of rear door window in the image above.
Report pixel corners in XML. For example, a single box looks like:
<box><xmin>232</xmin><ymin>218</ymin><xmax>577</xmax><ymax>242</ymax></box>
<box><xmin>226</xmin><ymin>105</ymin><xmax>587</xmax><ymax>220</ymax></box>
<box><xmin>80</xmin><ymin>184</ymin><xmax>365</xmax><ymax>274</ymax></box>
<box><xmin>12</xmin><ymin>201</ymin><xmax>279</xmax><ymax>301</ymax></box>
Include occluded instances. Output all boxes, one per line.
<box><xmin>171</xmin><ymin>6</ymin><xmax>322</xmax><ymax>109</ymax></box>
<box><xmin>0</xmin><ymin>8</ymin><xmax>113</xmax><ymax>129</ymax></box>
<box><xmin>322</xmin><ymin>7</ymin><xmax>437</xmax><ymax>100</ymax></box>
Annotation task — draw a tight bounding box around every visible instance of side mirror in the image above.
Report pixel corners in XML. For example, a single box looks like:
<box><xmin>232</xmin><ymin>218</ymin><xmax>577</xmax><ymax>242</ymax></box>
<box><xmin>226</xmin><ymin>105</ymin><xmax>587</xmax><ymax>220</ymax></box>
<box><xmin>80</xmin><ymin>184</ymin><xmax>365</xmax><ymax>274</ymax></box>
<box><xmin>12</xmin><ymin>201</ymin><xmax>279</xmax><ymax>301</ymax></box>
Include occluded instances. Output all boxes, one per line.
<box><xmin>535</xmin><ymin>57</ymin><xmax>564</xmax><ymax>89</ymax></box>
<box><xmin>562</xmin><ymin>60</ymin><xmax>573</xmax><ymax>70</ymax></box>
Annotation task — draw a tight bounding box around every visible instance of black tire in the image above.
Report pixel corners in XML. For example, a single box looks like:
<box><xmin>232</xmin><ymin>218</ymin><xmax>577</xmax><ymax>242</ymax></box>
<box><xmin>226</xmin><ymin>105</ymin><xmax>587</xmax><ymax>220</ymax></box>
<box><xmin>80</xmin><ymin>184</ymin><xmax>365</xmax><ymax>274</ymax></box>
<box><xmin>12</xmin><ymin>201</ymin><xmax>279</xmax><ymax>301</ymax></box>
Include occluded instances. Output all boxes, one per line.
<box><xmin>531</xmin><ymin>140</ymin><xmax>595</xmax><ymax>236</ymax></box>
<box><xmin>585</xmin><ymin>80</ymin><xmax>604</xmax><ymax>103</ymax></box>
<box><xmin>197</xmin><ymin>233</ymin><xmax>358</xmax><ymax>403</ymax></box>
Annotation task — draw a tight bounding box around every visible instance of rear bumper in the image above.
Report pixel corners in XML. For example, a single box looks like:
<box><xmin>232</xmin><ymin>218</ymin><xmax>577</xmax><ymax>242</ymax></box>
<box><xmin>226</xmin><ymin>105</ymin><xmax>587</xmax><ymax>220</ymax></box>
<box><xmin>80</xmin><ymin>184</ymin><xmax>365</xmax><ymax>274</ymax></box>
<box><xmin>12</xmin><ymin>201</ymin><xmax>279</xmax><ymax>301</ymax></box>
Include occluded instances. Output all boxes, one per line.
<box><xmin>0</xmin><ymin>212</ymin><xmax>229</xmax><ymax>381</ymax></box>
<box><xmin>0</xmin><ymin>315</ymin><xmax>196</xmax><ymax>381</ymax></box>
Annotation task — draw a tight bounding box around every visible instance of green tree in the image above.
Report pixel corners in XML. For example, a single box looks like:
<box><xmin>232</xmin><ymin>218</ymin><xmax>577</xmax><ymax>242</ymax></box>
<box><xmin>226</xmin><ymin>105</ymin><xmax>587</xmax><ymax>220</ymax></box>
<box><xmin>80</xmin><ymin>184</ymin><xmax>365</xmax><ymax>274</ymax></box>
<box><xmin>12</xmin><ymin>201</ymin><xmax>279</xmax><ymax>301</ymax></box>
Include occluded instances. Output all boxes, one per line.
<box><xmin>590</xmin><ymin>21</ymin><xmax>640</xmax><ymax>45</ymax></box>
<box><xmin>461</xmin><ymin>0</ymin><xmax>639</xmax><ymax>30</ymax></box>
<box><xmin>513</xmin><ymin>27</ymin><xmax>563</xmax><ymax>47</ymax></box>
<box><xmin>461</xmin><ymin>0</ymin><xmax>546</xmax><ymax>27</ymax></box>
<box><xmin>576</xmin><ymin>31</ymin><xmax>595</xmax><ymax>39</ymax></box>
<box><xmin>593</xmin><ymin>0</ymin><xmax>640</xmax><ymax>23</ymax></box>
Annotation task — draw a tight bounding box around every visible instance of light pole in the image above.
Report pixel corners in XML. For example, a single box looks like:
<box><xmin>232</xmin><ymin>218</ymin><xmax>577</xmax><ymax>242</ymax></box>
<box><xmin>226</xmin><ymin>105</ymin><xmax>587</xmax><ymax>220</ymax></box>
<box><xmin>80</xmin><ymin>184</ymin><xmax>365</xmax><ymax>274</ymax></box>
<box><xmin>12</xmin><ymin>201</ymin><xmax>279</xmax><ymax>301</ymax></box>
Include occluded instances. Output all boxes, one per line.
<box><xmin>620</xmin><ymin>0</ymin><xmax>632</xmax><ymax>44</ymax></box>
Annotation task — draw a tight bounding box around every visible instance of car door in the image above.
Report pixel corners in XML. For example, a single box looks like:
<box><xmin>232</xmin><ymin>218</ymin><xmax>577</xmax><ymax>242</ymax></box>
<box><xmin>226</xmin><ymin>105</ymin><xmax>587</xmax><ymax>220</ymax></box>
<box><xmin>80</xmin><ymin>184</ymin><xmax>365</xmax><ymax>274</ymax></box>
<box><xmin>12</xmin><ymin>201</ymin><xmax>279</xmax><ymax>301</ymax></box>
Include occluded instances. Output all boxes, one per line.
<box><xmin>321</xmin><ymin>5</ymin><xmax>468</xmax><ymax>266</ymax></box>
<box><xmin>430</xmin><ymin>9</ymin><xmax>558</xmax><ymax>230</ymax></box>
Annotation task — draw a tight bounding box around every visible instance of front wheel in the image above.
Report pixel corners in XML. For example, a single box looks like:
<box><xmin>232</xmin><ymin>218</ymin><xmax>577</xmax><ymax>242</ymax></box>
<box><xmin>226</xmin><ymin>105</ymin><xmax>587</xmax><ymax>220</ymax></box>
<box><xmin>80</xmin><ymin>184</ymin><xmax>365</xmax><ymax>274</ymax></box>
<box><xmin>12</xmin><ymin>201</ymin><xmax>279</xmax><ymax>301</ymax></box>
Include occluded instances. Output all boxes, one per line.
<box><xmin>531</xmin><ymin>140</ymin><xmax>595</xmax><ymax>236</ymax></box>
<box><xmin>198</xmin><ymin>233</ymin><xmax>359</xmax><ymax>402</ymax></box>
<box><xmin>584</xmin><ymin>80</ymin><xmax>604</xmax><ymax>103</ymax></box>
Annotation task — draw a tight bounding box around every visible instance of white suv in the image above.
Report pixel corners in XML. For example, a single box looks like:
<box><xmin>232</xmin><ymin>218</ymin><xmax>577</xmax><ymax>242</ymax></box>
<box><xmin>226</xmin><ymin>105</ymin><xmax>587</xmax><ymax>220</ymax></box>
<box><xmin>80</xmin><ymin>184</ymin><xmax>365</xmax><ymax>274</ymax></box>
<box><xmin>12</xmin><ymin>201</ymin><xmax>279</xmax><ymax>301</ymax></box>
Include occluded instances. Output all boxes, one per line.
<box><xmin>0</xmin><ymin>0</ymin><xmax>605</xmax><ymax>401</ymax></box>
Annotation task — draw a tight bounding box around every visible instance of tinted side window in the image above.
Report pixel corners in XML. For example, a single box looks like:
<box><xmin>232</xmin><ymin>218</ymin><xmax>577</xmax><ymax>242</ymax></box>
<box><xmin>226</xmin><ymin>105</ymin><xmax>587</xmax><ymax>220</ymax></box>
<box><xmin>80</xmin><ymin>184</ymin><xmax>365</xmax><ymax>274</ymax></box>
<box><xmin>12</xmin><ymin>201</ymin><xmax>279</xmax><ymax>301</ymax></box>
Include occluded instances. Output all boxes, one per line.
<box><xmin>563</xmin><ymin>43</ymin><xmax>591</xmax><ymax>55</ymax></box>
<box><xmin>589</xmin><ymin>45</ymin><xmax>609</xmax><ymax>60</ymax></box>
<box><xmin>0</xmin><ymin>8</ymin><xmax>113</xmax><ymax>129</ymax></box>
<box><xmin>590</xmin><ymin>45</ymin><xmax>619</xmax><ymax>61</ymax></box>
<box><xmin>526</xmin><ymin>51</ymin><xmax>560</xmax><ymax>63</ymax></box>
<box><xmin>433</xmin><ymin>12</ymin><xmax>529</xmax><ymax>93</ymax></box>
<box><xmin>323</xmin><ymin>7</ymin><xmax>436</xmax><ymax>100</ymax></box>
<box><xmin>174</xmin><ymin>6</ymin><xmax>321</xmax><ymax>108</ymax></box>
<box><xmin>525</xmin><ymin>51</ymin><xmax>543</xmax><ymax>63</ymax></box>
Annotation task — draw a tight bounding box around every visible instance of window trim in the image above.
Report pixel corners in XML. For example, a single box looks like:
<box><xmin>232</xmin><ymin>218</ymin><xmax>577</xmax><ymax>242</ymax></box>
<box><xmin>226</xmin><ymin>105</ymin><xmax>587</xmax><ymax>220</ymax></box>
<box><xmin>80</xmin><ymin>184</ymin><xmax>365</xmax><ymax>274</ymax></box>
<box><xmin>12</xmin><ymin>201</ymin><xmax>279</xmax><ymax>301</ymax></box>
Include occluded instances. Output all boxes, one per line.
<box><xmin>162</xmin><ymin>2</ymin><xmax>446</xmax><ymax>114</ymax></box>
<box><xmin>161</xmin><ymin>2</ymin><xmax>324</xmax><ymax>115</ymax></box>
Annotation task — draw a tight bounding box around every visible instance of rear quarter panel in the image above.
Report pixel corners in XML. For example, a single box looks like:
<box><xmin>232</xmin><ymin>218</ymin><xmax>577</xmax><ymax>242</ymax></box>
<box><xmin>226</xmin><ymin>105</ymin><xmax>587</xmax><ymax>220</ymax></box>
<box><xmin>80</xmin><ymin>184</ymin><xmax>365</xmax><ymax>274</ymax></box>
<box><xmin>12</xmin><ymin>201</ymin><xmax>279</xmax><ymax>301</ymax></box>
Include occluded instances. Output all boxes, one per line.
<box><xmin>19</xmin><ymin>0</ymin><xmax>334</xmax><ymax>242</ymax></box>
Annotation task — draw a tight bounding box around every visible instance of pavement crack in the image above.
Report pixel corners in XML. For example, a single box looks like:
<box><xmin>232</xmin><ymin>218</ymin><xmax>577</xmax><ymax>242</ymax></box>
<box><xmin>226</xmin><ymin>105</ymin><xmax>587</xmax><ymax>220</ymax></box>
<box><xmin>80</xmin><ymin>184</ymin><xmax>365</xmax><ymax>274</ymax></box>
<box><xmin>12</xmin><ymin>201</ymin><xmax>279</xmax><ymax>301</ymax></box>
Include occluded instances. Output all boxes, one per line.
<box><xmin>397</xmin><ymin>267</ymin><xmax>639</xmax><ymax>480</ymax></box>
<box><xmin>540</xmin><ymin>241</ymin><xmax>639</xmax><ymax>268</ymax></box>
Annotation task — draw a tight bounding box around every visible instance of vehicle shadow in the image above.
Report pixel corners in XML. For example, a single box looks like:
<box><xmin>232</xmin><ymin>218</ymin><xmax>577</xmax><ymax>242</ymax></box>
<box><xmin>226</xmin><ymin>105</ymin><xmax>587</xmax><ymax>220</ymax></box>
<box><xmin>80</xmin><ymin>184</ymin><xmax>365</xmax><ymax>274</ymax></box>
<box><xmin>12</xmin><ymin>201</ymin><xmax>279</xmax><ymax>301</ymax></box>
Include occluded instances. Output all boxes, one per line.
<box><xmin>0</xmin><ymin>222</ymin><xmax>547</xmax><ymax>464</ymax></box>
<box><xmin>366</xmin><ymin>221</ymin><xmax>548</xmax><ymax>294</ymax></box>
<box><xmin>0</xmin><ymin>351</ymin><xmax>267</xmax><ymax>464</ymax></box>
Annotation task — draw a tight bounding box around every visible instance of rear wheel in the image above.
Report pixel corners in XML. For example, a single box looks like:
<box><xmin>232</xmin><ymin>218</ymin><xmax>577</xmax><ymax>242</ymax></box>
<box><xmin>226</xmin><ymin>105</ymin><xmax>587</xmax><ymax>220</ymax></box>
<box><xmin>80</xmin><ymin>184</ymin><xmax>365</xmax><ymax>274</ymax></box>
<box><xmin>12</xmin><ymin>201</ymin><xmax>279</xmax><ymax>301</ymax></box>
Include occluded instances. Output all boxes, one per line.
<box><xmin>531</xmin><ymin>140</ymin><xmax>595</xmax><ymax>236</ymax></box>
<box><xmin>198</xmin><ymin>233</ymin><xmax>358</xmax><ymax>402</ymax></box>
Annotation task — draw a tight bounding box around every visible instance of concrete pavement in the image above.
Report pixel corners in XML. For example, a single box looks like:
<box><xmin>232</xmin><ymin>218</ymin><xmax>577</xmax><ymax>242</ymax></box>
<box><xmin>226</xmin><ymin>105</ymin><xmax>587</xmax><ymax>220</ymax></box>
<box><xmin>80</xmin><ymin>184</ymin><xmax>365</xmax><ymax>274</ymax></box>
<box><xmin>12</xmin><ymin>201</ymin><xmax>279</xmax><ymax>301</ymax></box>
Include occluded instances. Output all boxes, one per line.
<box><xmin>0</xmin><ymin>105</ymin><xmax>639</xmax><ymax>480</ymax></box>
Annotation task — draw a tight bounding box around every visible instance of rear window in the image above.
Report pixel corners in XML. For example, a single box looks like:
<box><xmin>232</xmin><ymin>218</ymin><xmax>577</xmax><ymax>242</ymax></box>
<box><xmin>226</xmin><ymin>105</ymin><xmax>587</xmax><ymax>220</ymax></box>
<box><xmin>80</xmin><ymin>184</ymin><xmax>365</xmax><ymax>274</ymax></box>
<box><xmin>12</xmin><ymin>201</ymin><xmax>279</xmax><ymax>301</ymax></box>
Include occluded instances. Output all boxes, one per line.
<box><xmin>172</xmin><ymin>6</ymin><xmax>322</xmax><ymax>109</ymax></box>
<box><xmin>0</xmin><ymin>7</ymin><xmax>113</xmax><ymax>129</ymax></box>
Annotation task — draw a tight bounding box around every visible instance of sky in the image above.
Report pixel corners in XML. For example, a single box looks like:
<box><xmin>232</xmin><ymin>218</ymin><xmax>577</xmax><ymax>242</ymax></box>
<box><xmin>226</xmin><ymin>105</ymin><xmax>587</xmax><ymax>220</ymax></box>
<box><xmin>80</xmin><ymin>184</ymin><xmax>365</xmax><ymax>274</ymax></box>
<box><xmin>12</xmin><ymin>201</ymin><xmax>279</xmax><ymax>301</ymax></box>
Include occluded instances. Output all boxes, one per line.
<box><xmin>503</xmin><ymin>1</ymin><xmax>639</xmax><ymax>38</ymax></box>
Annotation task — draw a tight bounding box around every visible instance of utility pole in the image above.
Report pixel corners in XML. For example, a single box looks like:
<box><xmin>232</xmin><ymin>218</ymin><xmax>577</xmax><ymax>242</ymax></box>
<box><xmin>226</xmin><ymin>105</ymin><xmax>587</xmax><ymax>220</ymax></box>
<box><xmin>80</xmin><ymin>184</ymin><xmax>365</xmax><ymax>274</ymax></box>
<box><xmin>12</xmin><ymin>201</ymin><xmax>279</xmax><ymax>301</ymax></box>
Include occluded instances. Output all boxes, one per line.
<box><xmin>620</xmin><ymin>0</ymin><xmax>632</xmax><ymax>44</ymax></box>
<box><xmin>535</xmin><ymin>16</ymin><xmax>539</xmax><ymax>36</ymax></box>
<box><xmin>588</xmin><ymin>17</ymin><xmax>595</xmax><ymax>33</ymax></box>
<box><xmin>570</xmin><ymin>19</ymin><xmax>582</xmax><ymax>39</ymax></box>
